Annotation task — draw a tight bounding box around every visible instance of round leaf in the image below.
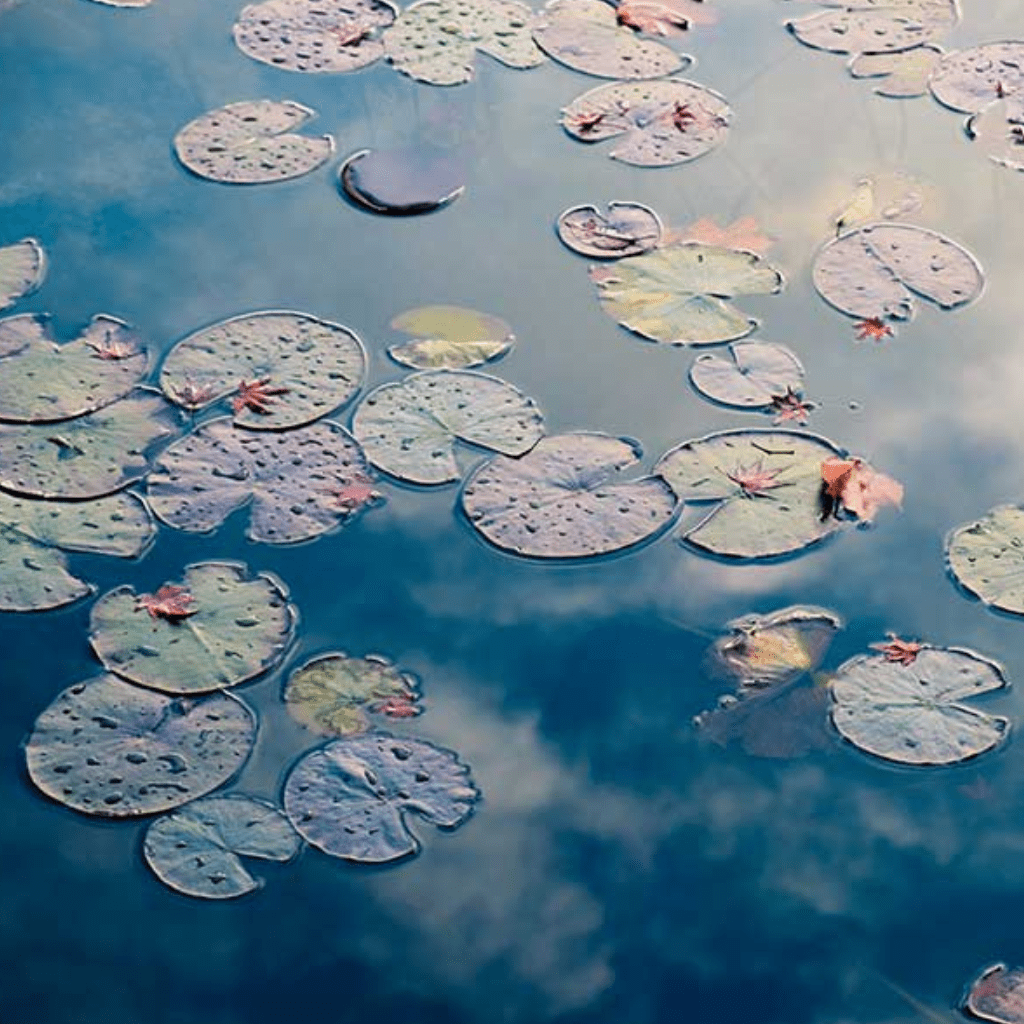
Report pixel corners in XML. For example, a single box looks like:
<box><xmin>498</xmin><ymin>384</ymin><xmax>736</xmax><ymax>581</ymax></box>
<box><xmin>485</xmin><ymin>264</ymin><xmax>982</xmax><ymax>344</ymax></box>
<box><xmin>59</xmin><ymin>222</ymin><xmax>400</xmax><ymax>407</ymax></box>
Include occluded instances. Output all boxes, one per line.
<box><xmin>0</xmin><ymin>238</ymin><xmax>45</xmax><ymax>311</ymax></box>
<box><xmin>340</xmin><ymin>147</ymin><xmax>465</xmax><ymax>216</ymax></box>
<box><xmin>556</xmin><ymin>201</ymin><xmax>662</xmax><ymax>259</ymax></box>
<box><xmin>947</xmin><ymin>504</ymin><xmax>1024</xmax><ymax>615</ymax></box>
<box><xmin>848</xmin><ymin>43</ymin><xmax>944</xmax><ymax>98</ymax></box>
<box><xmin>965</xmin><ymin>964</ymin><xmax>1024</xmax><ymax>1024</ymax></box>
<box><xmin>967</xmin><ymin>98</ymin><xmax>1024</xmax><ymax>172</ymax></box>
<box><xmin>689</xmin><ymin>341</ymin><xmax>804</xmax><ymax>408</ymax></box>
<box><xmin>787</xmin><ymin>8</ymin><xmax>946</xmax><ymax>54</ymax></box>
<box><xmin>388</xmin><ymin>305</ymin><xmax>514</xmax><ymax>370</ymax></box>
<box><xmin>930</xmin><ymin>41</ymin><xmax>1024</xmax><ymax>113</ymax></box>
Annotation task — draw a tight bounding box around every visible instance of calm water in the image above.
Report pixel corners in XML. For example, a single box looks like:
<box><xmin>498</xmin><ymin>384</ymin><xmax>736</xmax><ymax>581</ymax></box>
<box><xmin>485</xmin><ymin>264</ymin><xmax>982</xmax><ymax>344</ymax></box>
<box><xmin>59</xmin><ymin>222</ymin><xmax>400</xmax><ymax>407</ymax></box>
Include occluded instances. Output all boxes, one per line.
<box><xmin>3</xmin><ymin>1</ymin><xmax>1024</xmax><ymax>1021</ymax></box>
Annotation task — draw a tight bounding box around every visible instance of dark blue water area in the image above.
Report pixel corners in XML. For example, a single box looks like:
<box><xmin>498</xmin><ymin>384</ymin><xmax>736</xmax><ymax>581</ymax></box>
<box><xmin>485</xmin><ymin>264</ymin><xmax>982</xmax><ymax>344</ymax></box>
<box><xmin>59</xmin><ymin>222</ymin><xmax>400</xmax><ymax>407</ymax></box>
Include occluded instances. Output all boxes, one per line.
<box><xmin>4</xmin><ymin>0</ymin><xmax>1024</xmax><ymax>1021</ymax></box>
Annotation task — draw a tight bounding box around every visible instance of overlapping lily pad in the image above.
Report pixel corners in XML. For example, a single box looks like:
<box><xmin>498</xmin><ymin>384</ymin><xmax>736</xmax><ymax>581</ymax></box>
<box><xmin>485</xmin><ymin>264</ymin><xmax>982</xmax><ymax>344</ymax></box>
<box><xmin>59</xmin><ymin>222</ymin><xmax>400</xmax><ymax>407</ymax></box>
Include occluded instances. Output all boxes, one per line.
<box><xmin>25</xmin><ymin>675</ymin><xmax>256</xmax><ymax>818</ymax></box>
<box><xmin>787</xmin><ymin>1</ymin><xmax>954</xmax><ymax>55</ymax></box>
<box><xmin>0</xmin><ymin>239</ymin><xmax>45</xmax><ymax>311</ymax></box>
<box><xmin>147</xmin><ymin>418</ymin><xmax>375</xmax><ymax>544</ymax></box>
<box><xmin>352</xmin><ymin>370</ymin><xmax>544</xmax><ymax>485</ymax></box>
<box><xmin>689</xmin><ymin>342</ymin><xmax>804</xmax><ymax>409</ymax></box>
<box><xmin>830</xmin><ymin>646</ymin><xmax>1010</xmax><ymax>766</ymax></box>
<box><xmin>965</xmin><ymin>964</ymin><xmax>1024</xmax><ymax>1024</ymax></box>
<box><xmin>557</xmin><ymin>201</ymin><xmax>662</xmax><ymax>258</ymax></box>
<box><xmin>848</xmin><ymin>43</ymin><xmax>944</xmax><ymax>97</ymax></box>
<box><xmin>283</xmin><ymin>733</ymin><xmax>479</xmax><ymax>862</ymax></box>
<box><xmin>929</xmin><ymin>42</ymin><xmax>1024</xmax><ymax>114</ymax></box>
<box><xmin>388</xmin><ymin>306</ymin><xmax>514</xmax><ymax>370</ymax></box>
<box><xmin>461</xmin><ymin>432</ymin><xmax>677</xmax><ymax>559</ymax></box>
<box><xmin>90</xmin><ymin>562</ymin><xmax>296</xmax><ymax>695</ymax></box>
<box><xmin>160</xmin><ymin>311</ymin><xmax>366</xmax><ymax>429</ymax></box>
<box><xmin>947</xmin><ymin>505</ymin><xmax>1024</xmax><ymax>615</ymax></box>
<box><xmin>144</xmin><ymin>795</ymin><xmax>301</xmax><ymax>899</ymax></box>
<box><xmin>340</xmin><ymin>147</ymin><xmax>466</xmax><ymax>215</ymax></box>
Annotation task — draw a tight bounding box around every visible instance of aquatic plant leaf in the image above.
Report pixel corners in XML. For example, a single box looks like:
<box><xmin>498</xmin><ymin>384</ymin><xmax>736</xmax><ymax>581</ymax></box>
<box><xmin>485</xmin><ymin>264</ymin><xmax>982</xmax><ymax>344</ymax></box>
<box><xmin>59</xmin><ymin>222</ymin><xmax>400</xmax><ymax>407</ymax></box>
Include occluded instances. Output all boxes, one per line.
<box><xmin>340</xmin><ymin>148</ymin><xmax>465</xmax><ymax>215</ymax></box>
<box><xmin>174</xmin><ymin>101</ymin><xmax>334</xmax><ymax>185</ymax></box>
<box><xmin>0</xmin><ymin>391</ymin><xmax>179</xmax><ymax>500</ymax></box>
<box><xmin>352</xmin><ymin>370</ymin><xmax>544</xmax><ymax>485</ymax></box>
<box><xmin>871</xmin><ymin>635</ymin><xmax>923</xmax><ymax>665</ymax></box>
<box><xmin>384</xmin><ymin>0</ymin><xmax>544</xmax><ymax>86</ymax></box>
<box><xmin>966</xmin><ymin>964</ymin><xmax>1024</xmax><ymax>1024</ymax></box>
<box><xmin>283</xmin><ymin>733</ymin><xmax>479</xmax><ymax>862</ymax></box>
<box><xmin>144</xmin><ymin>795</ymin><xmax>301</xmax><ymax>899</ymax></box>
<box><xmin>614</xmin><ymin>1</ymin><xmax>689</xmax><ymax>38</ymax></box>
<box><xmin>663</xmin><ymin>216</ymin><xmax>772</xmax><ymax>254</ymax></box>
<box><xmin>461</xmin><ymin>432</ymin><xmax>678</xmax><ymax>559</ymax></box>
<box><xmin>556</xmin><ymin>201</ymin><xmax>663</xmax><ymax>259</ymax></box>
<box><xmin>830</xmin><ymin>647</ymin><xmax>1009</xmax><ymax>766</ymax></box>
<box><xmin>148</xmin><ymin>418</ymin><xmax>374</xmax><ymax>544</ymax></box>
<box><xmin>929</xmin><ymin>42</ymin><xmax>1024</xmax><ymax>114</ymax></box>
<box><xmin>689</xmin><ymin>341</ymin><xmax>804</xmax><ymax>409</ymax></box>
<box><xmin>821</xmin><ymin>455</ymin><xmax>903</xmax><ymax>522</ymax></box>
<box><xmin>234</xmin><ymin>0</ymin><xmax>396</xmax><ymax>73</ymax></box>
<box><xmin>947</xmin><ymin>505</ymin><xmax>1024</xmax><ymax>615</ymax></box>
<box><xmin>284</xmin><ymin>652</ymin><xmax>420</xmax><ymax>736</ymax></box>
<box><xmin>561</xmin><ymin>79</ymin><xmax>730</xmax><ymax>167</ymax></box>
<box><xmin>25</xmin><ymin>675</ymin><xmax>256</xmax><ymax>818</ymax></box>
<box><xmin>161</xmin><ymin>311</ymin><xmax>366</xmax><ymax>430</ymax></box>
<box><xmin>848</xmin><ymin>43</ymin><xmax>943</xmax><ymax>97</ymax></box>
<box><xmin>532</xmin><ymin>0</ymin><xmax>686</xmax><ymax>79</ymax></box>
<box><xmin>90</xmin><ymin>562</ymin><xmax>295</xmax><ymax>695</ymax></box>
<box><xmin>388</xmin><ymin>306</ymin><xmax>514</xmax><ymax>369</ymax></box>
<box><xmin>591</xmin><ymin>242</ymin><xmax>783</xmax><ymax>346</ymax></box>
<box><xmin>655</xmin><ymin>429</ymin><xmax>842</xmax><ymax>559</ymax></box>
<box><xmin>787</xmin><ymin>7</ymin><xmax>947</xmax><ymax>55</ymax></box>
<box><xmin>0</xmin><ymin>239</ymin><xmax>45</xmax><ymax>311</ymax></box>
<box><xmin>967</xmin><ymin>99</ymin><xmax>1024</xmax><ymax>172</ymax></box>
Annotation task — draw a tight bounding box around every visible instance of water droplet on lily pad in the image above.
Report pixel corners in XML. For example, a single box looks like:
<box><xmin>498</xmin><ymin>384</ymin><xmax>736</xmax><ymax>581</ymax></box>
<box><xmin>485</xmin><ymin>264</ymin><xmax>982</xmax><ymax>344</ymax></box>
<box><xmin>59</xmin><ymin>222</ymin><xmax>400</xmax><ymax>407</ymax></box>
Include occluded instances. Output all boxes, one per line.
<box><xmin>947</xmin><ymin>504</ymin><xmax>1024</xmax><ymax>615</ymax></box>
<box><xmin>340</xmin><ymin>147</ymin><xmax>466</xmax><ymax>216</ymax></box>
<box><xmin>556</xmin><ymin>201</ymin><xmax>662</xmax><ymax>259</ymax></box>
<box><xmin>689</xmin><ymin>341</ymin><xmax>804</xmax><ymax>409</ymax></box>
<box><xmin>0</xmin><ymin>239</ymin><xmax>45</xmax><ymax>312</ymax></box>
<box><xmin>388</xmin><ymin>306</ymin><xmax>514</xmax><ymax>370</ymax></box>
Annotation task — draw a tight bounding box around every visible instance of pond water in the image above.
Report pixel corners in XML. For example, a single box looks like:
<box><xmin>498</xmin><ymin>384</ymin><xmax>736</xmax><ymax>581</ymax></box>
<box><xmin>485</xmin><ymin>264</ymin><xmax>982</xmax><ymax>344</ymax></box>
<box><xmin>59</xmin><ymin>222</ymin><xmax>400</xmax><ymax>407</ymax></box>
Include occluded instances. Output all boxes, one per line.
<box><xmin>3</xmin><ymin>0</ymin><xmax>1024</xmax><ymax>1021</ymax></box>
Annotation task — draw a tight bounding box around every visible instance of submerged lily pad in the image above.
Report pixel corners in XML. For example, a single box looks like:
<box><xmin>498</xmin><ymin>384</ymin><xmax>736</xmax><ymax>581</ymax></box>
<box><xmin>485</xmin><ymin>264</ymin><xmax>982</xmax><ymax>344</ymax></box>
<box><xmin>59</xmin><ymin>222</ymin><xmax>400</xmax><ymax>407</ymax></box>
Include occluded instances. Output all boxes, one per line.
<box><xmin>655</xmin><ymin>429</ymin><xmax>842</xmax><ymax>559</ymax></box>
<box><xmin>26</xmin><ymin>675</ymin><xmax>256</xmax><ymax>818</ymax></box>
<box><xmin>848</xmin><ymin>43</ymin><xmax>944</xmax><ymax>97</ymax></box>
<box><xmin>148</xmin><ymin>418</ymin><xmax>374</xmax><ymax>544</ymax></box>
<box><xmin>90</xmin><ymin>562</ymin><xmax>296</xmax><ymax>695</ymax></box>
<box><xmin>388</xmin><ymin>306</ymin><xmax>514</xmax><ymax>369</ymax></box>
<box><xmin>830</xmin><ymin>646</ymin><xmax>1010</xmax><ymax>766</ymax></box>
<box><xmin>689</xmin><ymin>341</ymin><xmax>804</xmax><ymax>409</ymax></box>
<box><xmin>0</xmin><ymin>239</ymin><xmax>45</xmax><ymax>311</ymax></box>
<box><xmin>591</xmin><ymin>242</ymin><xmax>783</xmax><ymax>346</ymax></box>
<box><xmin>557</xmin><ymin>201</ymin><xmax>663</xmax><ymax>258</ymax></box>
<box><xmin>384</xmin><ymin>0</ymin><xmax>544</xmax><ymax>86</ymax></box>
<box><xmin>946</xmin><ymin>505</ymin><xmax>1024</xmax><ymax>615</ymax></box>
<box><xmin>965</xmin><ymin>964</ymin><xmax>1024</xmax><ymax>1024</ymax></box>
<box><xmin>929</xmin><ymin>42</ymin><xmax>1024</xmax><ymax>114</ymax></box>
<box><xmin>234</xmin><ymin>0</ymin><xmax>397</xmax><ymax>73</ymax></box>
<box><xmin>352</xmin><ymin>370</ymin><xmax>544</xmax><ymax>485</ymax></box>
<box><xmin>787</xmin><ymin>2</ymin><xmax>953</xmax><ymax>55</ymax></box>
<box><xmin>340</xmin><ymin>147</ymin><xmax>465</xmax><ymax>215</ymax></box>
<box><xmin>160</xmin><ymin>311</ymin><xmax>366</xmax><ymax>429</ymax></box>
<box><xmin>561</xmin><ymin>79</ymin><xmax>730</xmax><ymax>167</ymax></box>
<box><xmin>144</xmin><ymin>795</ymin><xmax>301</xmax><ymax>899</ymax></box>
<box><xmin>461</xmin><ymin>432</ymin><xmax>677</xmax><ymax>559</ymax></box>
<box><xmin>283</xmin><ymin>733</ymin><xmax>479</xmax><ymax>862</ymax></box>
<box><xmin>0</xmin><ymin>314</ymin><xmax>147</xmax><ymax>422</ymax></box>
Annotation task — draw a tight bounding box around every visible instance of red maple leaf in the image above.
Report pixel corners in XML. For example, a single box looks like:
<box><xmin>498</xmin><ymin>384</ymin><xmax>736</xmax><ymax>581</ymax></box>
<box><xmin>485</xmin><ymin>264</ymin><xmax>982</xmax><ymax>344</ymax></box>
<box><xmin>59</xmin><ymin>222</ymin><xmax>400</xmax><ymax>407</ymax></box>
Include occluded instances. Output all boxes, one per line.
<box><xmin>854</xmin><ymin>317</ymin><xmax>894</xmax><ymax>342</ymax></box>
<box><xmin>870</xmin><ymin>635</ymin><xmax>923</xmax><ymax>665</ymax></box>
<box><xmin>821</xmin><ymin>456</ymin><xmax>903</xmax><ymax>522</ymax></box>
<box><xmin>727</xmin><ymin>461</ymin><xmax>786</xmax><ymax>496</ymax></box>
<box><xmin>370</xmin><ymin>694</ymin><xmax>421</xmax><ymax>719</ymax></box>
<box><xmin>769</xmin><ymin>388</ymin><xmax>815</xmax><ymax>425</ymax></box>
<box><xmin>232</xmin><ymin>377</ymin><xmax>290</xmax><ymax>415</ymax></box>
<box><xmin>135</xmin><ymin>584</ymin><xmax>197</xmax><ymax>622</ymax></box>
<box><xmin>86</xmin><ymin>333</ymin><xmax>140</xmax><ymax>361</ymax></box>
<box><xmin>169</xmin><ymin>379</ymin><xmax>219</xmax><ymax>408</ymax></box>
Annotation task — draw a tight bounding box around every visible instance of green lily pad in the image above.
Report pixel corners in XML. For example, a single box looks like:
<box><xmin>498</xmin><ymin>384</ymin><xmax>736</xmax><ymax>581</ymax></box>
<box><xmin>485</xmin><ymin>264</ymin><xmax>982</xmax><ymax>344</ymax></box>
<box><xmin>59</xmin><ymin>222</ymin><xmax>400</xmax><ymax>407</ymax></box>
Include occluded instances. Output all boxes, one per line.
<box><xmin>689</xmin><ymin>341</ymin><xmax>804</xmax><ymax>409</ymax></box>
<box><xmin>830</xmin><ymin>646</ymin><xmax>1010</xmax><ymax>766</ymax></box>
<box><xmin>929</xmin><ymin>41</ymin><xmax>1024</xmax><ymax>114</ymax></box>
<box><xmin>946</xmin><ymin>504</ymin><xmax>1024</xmax><ymax>615</ymax></box>
<box><xmin>965</xmin><ymin>964</ymin><xmax>1024</xmax><ymax>1024</ymax></box>
<box><xmin>591</xmin><ymin>242</ymin><xmax>783</xmax><ymax>346</ymax></box>
<box><xmin>90</xmin><ymin>562</ymin><xmax>296</xmax><ymax>695</ymax></box>
<box><xmin>0</xmin><ymin>314</ymin><xmax>147</xmax><ymax>422</ymax></box>
<box><xmin>848</xmin><ymin>43</ymin><xmax>944</xmax><ymax>97</ymax></box>
<box><xmin>655</xmin><ymin>429</ymin><xmax>842</xmax><ymax>559</ymax></box>
<box><xmin>787</xmin><ymin>3</ymin><xmax>952</xmax><ymax>55</ymax></box>
<box><xmin>283</xmin><ymin>733</ymin><xmax>479</xmax><ymax>862</ymax></box>
<box><xmin>352</xmin><ymin>370</ymin><xmax>544</xmax><ymax>485</ymax></box>
<box><xmin>556</xmin><ymin>201</ymin><xmax>663</xmax><ymax>259</ymax></box>
<box><xmin>25</xmin><ymin>675</ymin><xmax>256</xmax><ymax>818</ymax></box>
<box><xmin>143</xmin><ymin>795</ymin><xmax>301</xmax><ymax>899</ymax></box>
<box><xmin>388</xmin><ymin>306</ymin><xmax>514</xmax><ymax>370</ymax></box>
<box><xmin>0</xmin><ymin>239</ymin><xmax>45</xmax><ymax>311</ymax></box>
<box><xmin>160</xmin><ymin>311</ymin><xmax>366</xmax><ymax>430</ymax></box>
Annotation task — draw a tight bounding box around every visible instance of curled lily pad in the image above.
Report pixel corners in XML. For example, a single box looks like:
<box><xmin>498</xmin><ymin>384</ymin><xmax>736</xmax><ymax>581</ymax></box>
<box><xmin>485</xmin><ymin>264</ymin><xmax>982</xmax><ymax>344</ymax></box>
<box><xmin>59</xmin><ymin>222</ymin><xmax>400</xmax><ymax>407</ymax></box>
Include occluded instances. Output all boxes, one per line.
<box><xmin>340</xmin><ymin>147</ymin><xmax>465</xmax><ymax>216</ymax></box>
<box><xmin>929</xmin><ymin>42</ymin><xmax>1024</xmax><ymax>114</ymax></box>
<box><xmin>144</xmin><ymin>795</ymin><xmax>301</xmax><ymax>899</ymax></box>
<box><xmin>284</xmin><ymin>652</ymin><xmax>420</xmax><ymax>736</ymax></box>
<box><xmin>0</xmin><ymin>239</ymin><xmax>45</xmax><ymax>311</ymax></box>
<box><xmin>461</xmin><ymin>432</ymin><xmax>677</xmax><ymax>559</ymax></box>
<box><xmin>946</xmin><ymin>505</ymin><xmax>1024</xmax><ymax>615</ymax></box>
<box><xmin>173</xmin><ymin>101</ymin><xmax>334</xmax><ymax>185</ymax></box>
<box><xmin>388</xmin><ymin>306</ymin><xmax>514</xmax><ymax>370</ymax></box>
<box><xmin>160</xmin><ymin>311</ymin><xmax>366</xmax><ymax>429</ymax></box>
<box><xmin>965</xmin><ymin>964</ymin><xmax>1024</xmax><ymax>1024</ymax></box>
<box><xmin>830</xmin><ymin>646</ymin><xmax>1010</xmax><ymax>766</ymax></box>
<box><xmin>813</xmin><ymin>223</ymin><xmax>983</xmax><ymax>322</ymax></box>
<box><xmin>283</xmin><ymin>733</ymin><xmax>479</xmax><ymax>862</ymax></box>
<box><xmin>655</xmin><ymin>429</ymin><xmax>842</xmax><ymax>559</ymax></box>
<box><xmin>689</xmin><ymin>342</ymin><xmax>804</xmax><ymax>409</ymax></box>
<box><xmin>147</xmin><ymin>418</ymin><xmax>375</xmax><ymax>544</ymax></box>
<box><xmin>90</xmin><ymin>562</ymin><xmax>296</xmax><ymax>695</ymax></box>
<box><xmin>352</xmin><ymin>370</ymin><xmax>544</xmax><ymax>486</ymax></box>
<box><xmin>561</xmin><ymin>79</ymin><xmax>730</xmax><ymax>167</ymax></box>
<box><xmin>0</xmin><ymin>314</ymin><xmax>147</xmax><ymax>422</ymax></box>
<box><xmin>233</xmin><ymin>0</ymin><xmax>397</xmax><ymax>73</ymax></box>
<box><xmin>25</xmin><ymin>675</ymin><xmax>256</xmax><ymax>818</ymax></box>
<box><xmin>532</xmin><ymin>0</ymin><xmax>686</xmax><ymax>80</ymax></box>
<box><xmin>557</xmin><ymin>201</ymin><xmax>662</xmax><ymax>259</ymax></box>
<box><xmin>591</xmin><ymin>242</ymin><xmax>783</xmax><ymax>346</ymax></box>
<box><xmin>787</xmin><ymin>4</ymin><xmax>951</xmax><ymax>55</ymax></box>
<box><xmin>0</xmin><ymin>391</ymin><xmax>179</xmax><ymax>500</ymax></box>
<box><xmin>384</xmin><ymin>0</ymin><xmax>544</xmax><ymax>86</ymax></box>
<box><xmin>848</xmin><ymin>43</ymin><xmax>944</xmax><ymax>97</ymax></box>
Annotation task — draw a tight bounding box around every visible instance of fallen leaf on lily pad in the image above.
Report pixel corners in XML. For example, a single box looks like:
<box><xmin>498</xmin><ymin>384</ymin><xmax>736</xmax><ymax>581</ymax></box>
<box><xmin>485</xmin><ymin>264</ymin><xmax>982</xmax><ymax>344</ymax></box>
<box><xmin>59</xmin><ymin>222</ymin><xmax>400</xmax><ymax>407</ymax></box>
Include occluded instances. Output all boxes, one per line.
<box><xmin>689</xmin><ymin>341</ymin><xmax>804</xmax><ymax>410</ymax></box>
<box><xmin>965</xmin><ymin>964</ymin><xmax>1024</xmax><ymax>1024</ymax></box>
<box><xmin>947</xmin><ymin>505</ymin><xmax>1024</xmax><ymax>616</ymax></box>
<box><xmin>821</xmin><ymin>456</ymin><xmax>903</xmax><ymax>522</ymax></box>
<box><xmin>388</xmin><ymin>305</ymin><xmax>514</xmax><ymax>369</ymax></box>
<box><xmin>0</xmin><ymin>239</ymin><xmax>45</xmax><ymax>312</ymax></box>
<box><xmin>557</xmin><ymin>201</ymin><xmax>663</xmax><ymax>259</ymax></box>
<box><xmin>870</xmin><ymin>634</ymin><xmax>923</xmax><ymax>665</ymax></box>
<box><xmin>340</xmin><ymin>147</ymin><xmax>466</xmax><ymax>215</ymax></box>
<box><xmin>929</xmin><ymin>42</ymin><xmax>1024</xmax><ymax>114</ymax></box>
<box><xmin>614</xmin><ymin>1</ymin><xmax>690</xmax><ymax>38</ymax></box>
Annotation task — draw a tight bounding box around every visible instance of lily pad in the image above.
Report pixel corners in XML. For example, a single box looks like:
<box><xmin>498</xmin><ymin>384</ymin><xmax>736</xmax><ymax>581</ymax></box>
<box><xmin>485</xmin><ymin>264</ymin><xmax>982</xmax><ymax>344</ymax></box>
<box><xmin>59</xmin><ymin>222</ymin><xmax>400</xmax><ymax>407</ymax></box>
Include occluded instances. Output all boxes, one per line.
<box><xmin>532</xmin><ymin>0</ymin><xmax>686</xmax><ymax>80</ymax></box>
<box><xmin>0</xmin><ymin>314</ymin><xmax>147</xmax><ymax>422</ymax></box>
<box><xmin>284</xmin><ymin>652</ymin><xmax>421</xmax><ymax>736</ymax></box>
<box><xmin>946</xmin><ymin>505</ymin><xmax>1024</xmax><ymax>615</ymax></box>
<box><xmin>25</xmin><ymin>675</ymin><xmax>256</xmax><ymax>818</ymax></box>
<box><xmin>0</xmin><ymin>239</ymin><xmax>45</xmax><ymax>311</ymax></box>
<box><xmin>787</xmin><ymin>4</ymin><xmax>952</xmax><ymax>55</ymax></box>
<box><xmin>655</xmin><ymin>429</ymin><xmax>843</xmax><ymax>559</ymax></box>
<box><xmin>967</xmin><ymin>99</ymin><xmax>1024</xmax><ymax>172</ymax></box>
<box><xmin>352</xmin><ymin>370</ymin><xmax>544</xmax><ymax>485</ymax></box>
<box><xmin>965</xmin><ymin>964</ymin><xmax>1024</xmax><ymax>1024</ymax></box>
<box><xmin>813</xmin><ymin>222</ymin><xmax>984</xmax><ymax>321</ymax></box>
<box><xmin>388</xmin><ymin>306</ymin><xmax>514</xmax><ymax>369</ymax></box>
<box><xmin>173</xmin><ymin>101</ymin><xmax>334</xmax><ymax>185</ymax></box>
<box><xmin>283</xmin><ymin>733</ymin><xmax>479</xmax><ymax>862</ymax></box>
<box><xmin>233</xmin><ymin>0</ymin><xmax>397</xmax><ymax>73</ymax></box>
<box><xmin>143</xmin><ymin>795</ymin><xmax>301</xmax><ymax>899</ymax></box>
<box><xmin>90</xmin><ymin>562</ymin><xmax>296</xmax><ymax>695</ymax></box>
<box><xmin>689</xmin><ymin>341</ymin><xmax>804</xmax><ymax>409</ymax></box>
<box><xmin>384</xmin><ymin>0</ymin><xmax>544</xmax><ymax>86</ymax></box>
<box><xmin>561</xmin><ymin>79</ymin><xmax>730</xmax><ymax>167</ymax></box>
<box><xmin>591</xmin><ymin>242</ymin><xmax>783</xmax><ymax>346</ymax></box>
<box><xmin>340</xmin><ymin>147</ymin><xmax>465</xmax><ymax>215</ymax></box>
<box><xmin>848</xmin><ymin>43</ymin><xmax>944</xmax><ymax>97</ymax></box>
<box><xmin>461</xmin><ymin>432</ymin><xmax>677</xmax><ymax>559</ymax></box>
<box><xmin>147</xmin><ymin>418</ymin><xmax>375</xmax><ymax>544</ymax></box>
<box><xmin>830</xmin><ymin>646</ymin><xmax>1010</xmax><ymax>766</ymax></box>
<box><xmin>929</xmin><ymin>42</ymin><xmax>1024</xmax><ymax>114</ymax></box>
<box><xmin>556</xmin><ymin>201</ymin><xmax>663</xmax><ymax>259</ymax></box>
<box><xmin>160</xmin><ymin>310</ymin><xmax>366</xmax><ymax>430</ymax></box>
